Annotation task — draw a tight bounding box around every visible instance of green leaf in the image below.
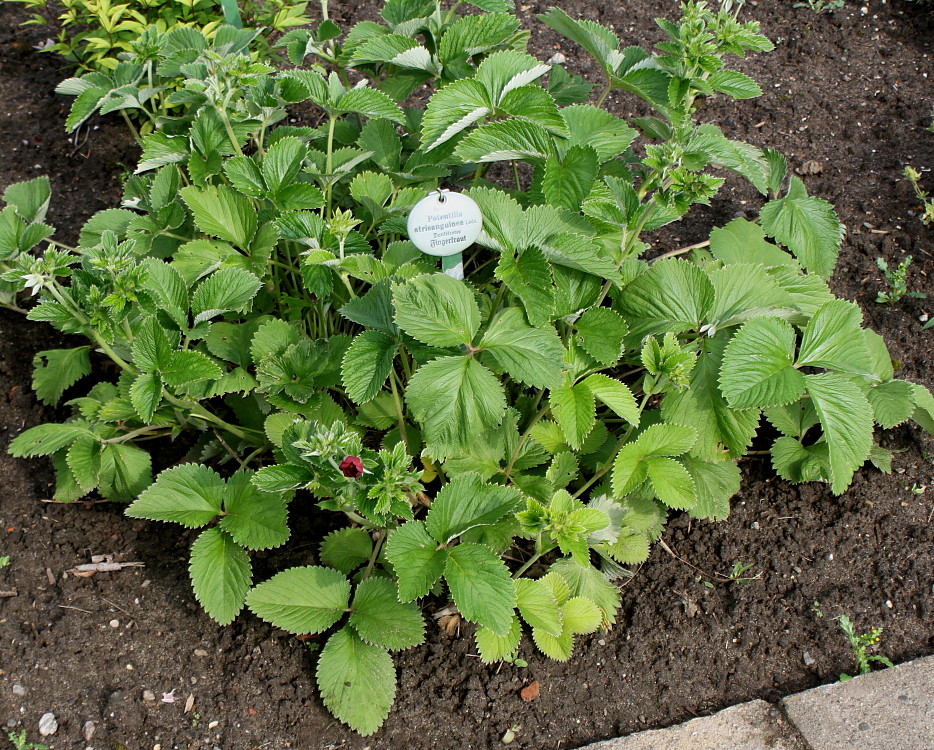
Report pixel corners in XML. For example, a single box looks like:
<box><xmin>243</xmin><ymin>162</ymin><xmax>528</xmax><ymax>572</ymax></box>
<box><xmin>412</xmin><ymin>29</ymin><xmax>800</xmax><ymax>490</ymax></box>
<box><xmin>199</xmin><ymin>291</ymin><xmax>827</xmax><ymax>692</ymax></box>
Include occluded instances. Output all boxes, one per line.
<box><xmin>532</xmin><ymin>624</ymin><xmax>574</xmax><ymax>661</ymax></box>
<box><xmin>8</xmin><ymin>423</ymin><xmax>93</xmax><ymax>458</ymax></box>
<box><xmin>66</xmin><ymin>436</ymin><xmax>101</xmax><ymax>493</ymax></box>
<box><xmin>219</xmin><ymin>471</ymin><xmax>289</xmax><ymax>550</ymax></box>
<box><xmin>393</xmin><ymin>274</ymin><xmax>480</xmax><ymax>347</ymax></box>
<box><xmin>338</xmin><ymin>87</ymin><xmax>405</xmax><ymax>123</ymax></box>
<box><xmin>562</xmin><ymin>596</ymin><xmax>602</xmax><ymax>634</ymax></box>
<box><xmin>515</xmin><ymin>578</ymin><xmax>563</xmax><ymax>636</ymax></box>
<box><xmin>498</xmin><ymin>85</ymin><xmax>568</xmax><ymax>136</ymax></box>
<box><xmin>426</xmin><ymin>472</ymin><xmax>522</xmax><ymax>543</ymax></box>
<box><xmin>611</xmin><ymin>443</ymin><xmax>647</xmax><ymax>496</ymax></box>
<box><xmin>420</xmin><ymin>78</ymin><xmax>490</xmax><ymax>151</ymax></box>
<box><xmin>130</xmin><ymin>371</ymin><xmax>163</xmax><ymax>422</ymax></box>
<box><xmin>320</xmin><ymin>528</ymin><xmax>373</xmax><ymax>575</ymax></box>
<box><xmin>79</xmin><ymin>208</ymin><xmax>136</xmax><ymax>247</ymax></box>
<box><xmin>618</xmin><ymin>259</ymin><xmax>714</xmax><ymax>340</ymax></box>
<box><xmin>444</xmin><ymin>543</ymin><xmax>516</xmax><ymax>636</ymax></box>
<box><xmin>180</xmin><ymin>185</ymin><xmax>257</xmax><ymax>248</ymax></box>
<box><xmin>708</xmin><ymin>69</ymin><xmax>762</xmax><ymax>99</ymax></box>
<box><xmin>251</xmin><ymin>464</ymin><xmax>312</xmax><ymax>493</ymax></box>
<box><xmin>706</xmin><ymin>263</ymin><xmax>794</xmax><ymax>328</ymax></box>
<box><xmin>341</xmin><ymin>331</ymin><xmax>397</xmax><ymax>404</ymax></box>
<box><xmin>720</xmin><ymin>317</ymin><xmax>805</xmax><ymax>409</ymax></box>
<box><xmin>495</xmin><ymin>246</ymin><xmax>555</xmax><ymax>327</ymax></box>
<box><xmin>637</xmin><ymin>423</ymin><xmax>697</xmax><ymax>457</ymax></box>
<box><xmin>126</xmin><ymin>464</ymin><xmax>224</xmax><ymax>528</ymax></box>
<box><xmin>189</xmin><ymin>527</ymin><xmax>252</xmax><ymax>626</ymax></box>
<box><xmin>661</xmin><ymin>336</ymin><xmax>760</xmax><ymax>460</ymax></box>
<box><xmin>680</xmin><ymin>457</ymin><xmax>738</xmax><ymax>520</ymax></box>
<box><xmin>32</xmin><ymin>347</ymin><xmax>91</xmax><ymax>405</ymax></box>
<box><xmin>576</xmin><ymin>307</ymin><xmax>627</xmax><ymax>366</ymax></box>
<box><xmin>247</xmin><ymin>565</ymin><xmax>351</xmax><ymax>634</ymax></box>
<box><xmin>542</xmin><ymin>145</ymin><xmax>598</xmax><ymax>210</ymax></box>
<box><xmin>454</xmin><ymin>120</ymin><xmax>553</xmax><ymax>163</ymax></box>
<box><xmin>797</xmin><ymin>300</ymin><xmax>872</xmax><ymax>376</ymax></box>
<box><xmin>805</xmin><ymin>373</ymin><xmax>874</xmax><ymax>494</ymax></box>
<box><xmin>550</xmin><ymin>558</ymin><xmax>620</xmax><ymax>626</ymax></box>
<box><xmin>262</xmin><ymin>136</ymin><xmax>307</xmax><ymax>195</ymax></box>
<box><xmin>4</xmin><ymin>176</ymin><xmax>51</xmax><ymax>223</ymax></box>
<box><xmin>162</xmin><ymin>350</ymin><xmax>223</xmax><ymax>388</ymax></box>
<box><xmin>550</xmin><ymin>381</ymin><xmax>595</xmax><ymax>450</ymax></box>
<box><xmin>760</xmin><ymin>185</ymin><xmax>844</xmax><ymax>278</ymax></box>
<box><xmin>562</xmin><ymin>105</ymin><xmax>637</xmax><ymax>163</ymax></box>
<box><xmin>191</xmin><ymin>267</ymin><xmax>262</xmax><ymax>323</ymax></box>
<box><xmin>141</xmin><ymin>259</ymin><xmax>189</xmax><ymax>330</ymax></box>
<box><xmin>645</xmin><ymin>456</ymin><xmax>695</xmax><ymax>510</ymax></box>
<box><xmin>475</xmin><ymin>616</ymin><xmax>522</xmax><ymax>663</ymax></box>
<box><xmin>316</xmin><ymin>626</ymin><xmax>395</xmax><ymax>736</ymax></box>
<box><xmin>709</xmin><ymin>218</ymin><xmax>797</xmax><ymax>268</ymax></box>
<box><xmin>385</xmin><ymin>521</ymin><xmax>448</xmax><ymax>601</ymax></box>
<box><xmin>771</xmin><ymin>436</ymin><xmax>828</xmax><ymax>484</ymax></box>
<box><xmin>97</xmin><ymin>442</ymin><xmax>152</xmax><ymax>502</ymax></box>
<box><xmin>868</xmin><ymin>379</ymin><xmax>914</xmax><ymax>429</ymax></box>
<box><xmin>406</xmin><ymin>356</ymin><xmax>506</xmax><ymax>457</ymax></box>
<box><xmin>582</xmin><ymin>374</ymin><xmax>639</xmax><ymax>425</ymax></box>
<box><xmin>349</xmin><ymin>577</ymin><xmax>425</xmax><ymax>650</ymax></box>
<box><xmin>537</xmin><ymin>8</ymin><xmax>618</xmax><ymax>77</ymax></box>
<box><xmin>480</xmin><ymin>308</ymin><xmax>564</xmax><ymax>389</ymax></box>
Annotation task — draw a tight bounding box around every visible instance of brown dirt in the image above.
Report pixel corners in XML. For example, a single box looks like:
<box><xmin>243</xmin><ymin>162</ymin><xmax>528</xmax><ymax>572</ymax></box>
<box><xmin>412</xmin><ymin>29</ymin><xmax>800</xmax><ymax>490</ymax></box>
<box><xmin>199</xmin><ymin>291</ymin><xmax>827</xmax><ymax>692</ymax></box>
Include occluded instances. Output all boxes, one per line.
<box><xmin>1</xmin><ymin>1</ymin><xmax>933</xmax><ymax>749</ymax></box>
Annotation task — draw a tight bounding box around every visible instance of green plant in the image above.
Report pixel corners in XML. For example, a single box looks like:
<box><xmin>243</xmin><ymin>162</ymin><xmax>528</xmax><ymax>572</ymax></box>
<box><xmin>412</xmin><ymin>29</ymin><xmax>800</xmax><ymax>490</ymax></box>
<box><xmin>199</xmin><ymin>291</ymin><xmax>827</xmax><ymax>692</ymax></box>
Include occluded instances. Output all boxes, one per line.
<box><xmin>5</xmin><ymin>0</ymin><xmax>933</xmax><ymax>737</ymax></box>
<box><xmin>904</xmin><ymin>166</ymin><xmax>934</xmax><ymax>227</ymax></box>
<box><xmin>6</xmin><ymin>731</ymin><xmax>48</xmax><ymax>750</ymax></box>
<box><xmin>792</xmin><ymin>0</ymin><xmax>845</xmax><ymax>13</ymax></box>
<box><xmin>727</xmin><ymin>560</ymin><xmax>756</xmax><ymax>582</ymax></box>
<box><xmin>812</xmin><ymin>601</ymin><xmax>823</xmax><ymax>618</ymax></box>
<box><xmin>0</xmin><ymin>555</ymin><xmax>10</xmax><ymax>569</ymax></box>
<box><xmin>838</xmin><ymin>615</ymin><xmax>894</xmax><ymax>681</ymax></box>
<box><xmin>14</xmin><ymin>0</ymin><xmax>311</xmax><ymax>72</ymax></box>
<box><xmin>875</xmin><ymin>256</ymin><xmax>924</xmax><ymax>305</ymax></box>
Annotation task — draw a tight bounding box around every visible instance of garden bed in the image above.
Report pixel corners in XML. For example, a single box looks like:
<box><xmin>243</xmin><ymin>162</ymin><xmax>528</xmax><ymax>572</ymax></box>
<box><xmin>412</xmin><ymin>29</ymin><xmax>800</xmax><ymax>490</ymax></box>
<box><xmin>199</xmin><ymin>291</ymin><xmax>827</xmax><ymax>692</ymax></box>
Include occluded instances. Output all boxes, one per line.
<box><xmin>1</xmin><ymin>1</ymin><xmax>933</xmax><ymax>748</ymax></box>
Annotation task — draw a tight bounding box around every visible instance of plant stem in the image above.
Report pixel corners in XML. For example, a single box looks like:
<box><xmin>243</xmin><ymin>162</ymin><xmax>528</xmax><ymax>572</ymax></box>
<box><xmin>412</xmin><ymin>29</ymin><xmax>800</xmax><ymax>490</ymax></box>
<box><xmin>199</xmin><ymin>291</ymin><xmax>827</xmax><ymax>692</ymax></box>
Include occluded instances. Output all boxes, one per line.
<box><xmin>361</xmin><ymin>530</ymin><xmax>386</xmax><ymax>581</ymax></box>
<box><xmin>119</xmin><ymin>110</ymin><xmax>142</xmax><ymax>143</ymax></box>
<box><xmin>389</xmin><ymin>370</ymin><xmax>410</xmax><ymax>453</ymax></box>
<box><xmin>324</xmin><ymin>116</ymin><xmax>336</xmax><ymax>218</ymax></box>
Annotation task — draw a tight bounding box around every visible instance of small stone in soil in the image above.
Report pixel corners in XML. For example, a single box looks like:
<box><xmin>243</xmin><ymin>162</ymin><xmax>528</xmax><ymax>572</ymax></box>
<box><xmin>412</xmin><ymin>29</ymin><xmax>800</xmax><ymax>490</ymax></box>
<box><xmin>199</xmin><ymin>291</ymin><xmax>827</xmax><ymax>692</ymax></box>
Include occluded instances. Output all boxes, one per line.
<box><xmin>194</xmin><ymin>649</ymin><xmax>208</xmax><ymax>657</ymax></box>
<box><xmin>82</xmin><ymin>720</ymin><xmax>96</xmax><ymax>741</ymax></box>
<box><xmin>143</xmin><ymin>690</ymin><xmax>156</xmax><ymax>702</ymax></box>
<box><xmin>12</xmin><ymin>685</ymin><xmax>25</xmax><ymax>697</ymax></box>
<box><xmin>109</xmin><ymin>619</ymin><xmax>119</xmax><ymax>628</ymax></box>
<box><xmin>38</xmin><ymin>712</ymin><xmax>57</xmax><ymax>736</ymax></box>
<box><xmin>803</xmin><ymin>651</ymin><xmax>816</xmax><ymax>666</ymax></box>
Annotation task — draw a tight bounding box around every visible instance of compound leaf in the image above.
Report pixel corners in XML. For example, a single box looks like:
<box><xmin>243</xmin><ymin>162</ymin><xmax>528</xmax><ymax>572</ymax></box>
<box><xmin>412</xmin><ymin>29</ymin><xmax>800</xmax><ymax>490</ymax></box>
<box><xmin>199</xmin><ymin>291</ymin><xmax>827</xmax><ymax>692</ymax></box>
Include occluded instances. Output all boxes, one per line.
<box><xmin>444</xmin><ymin>543</ymin><xmax>516</xmax><ymax>635</ymax></box>
<box><xmin>189</xmin><ymin>527</ymin><xmax>252</xmax><ymax>626</ymax></box>
<box><xmin>349</xmin><ymin>577</ymin><xmax>425</xmax><ymax>650</ymax></box>
<box><xmin>385</xmin><ymin>521</ymin><xmax>448</xmax><ymax>601</ymax></box>
<box><xmin>127</xmin><ymin>464</ymin><xmax>224</xmax><ymax>528</ymax></box>
<box><xmin>246</xmin><ymin>565</ymin><xmax>351</xmax><ymax>634</ymax></box>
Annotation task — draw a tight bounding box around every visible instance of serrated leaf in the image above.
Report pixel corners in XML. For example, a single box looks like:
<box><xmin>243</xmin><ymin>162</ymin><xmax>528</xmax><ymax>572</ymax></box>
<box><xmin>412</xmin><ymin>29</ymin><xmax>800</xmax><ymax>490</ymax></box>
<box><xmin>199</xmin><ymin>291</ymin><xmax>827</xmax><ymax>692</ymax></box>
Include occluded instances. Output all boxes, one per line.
<box><xmin>805</xmin><ymin>372</ymin><xmax>874</xmax><ymax>494</ymax></box>
<box><xmin>771</xmin><ymin>436</ymin><xmax>828</xmax><ymax>484</ymax></box>
<box><xmin>709</xmin><ymin>218</ymin><xmax>797</xmax><ymax>268</ymax></box>
<box><xmin>562</xmin><ymin>596</ymin><xmax>602</xmax><ymax>634</ymax></box>
<box><xmin>420</xmin><ymin>78</ymin><xmax>490</xmax><ymax>151</ymax></box>
<box><xmin>708</xmin><ymin>69</ymin><xmax>762</xmax><ymax>99</ymax></box>
<box><xmin>681</xmin><ymin>456</ymin><xmax>740</xmax><ymax>521</ymax></box>
<box><xmin>97</xmin><ymin>442</ymin><xmax>151</xmax><ymax>502</ymax></box>
<box><xmin>515</xmin><ymin>578</ymin><xmax>563</xmax><ymax>636</ymax></box>
<box><xmin>720</xmin><ymin>317</ymin><xmax>805</xmax><ymax>409</ymax></box>
<box><xmin>406</xmin><ymin>356</ymin><xmax>506</xmax><ymax>457</ymax></box>
<box><xmin>546</xmin><ymin>451</ymin><xmax>579</xmax><ymax>490</ymax></box>
<box><xmin>338</xmin><ymin>86</ymin><xmax>405</xmax><ymax>123</ymax></box>
<box><xmin>8</xmin><ymin>423</ymin><xmax>94</xmax><ymax>458</ymax></box>
<box><xmin>385</xmin><ymin>521</ymin><xmax>448</xmax><ymax>601</ymax></box>
<box><xmin>180</xmin><ymin>185</ymin><xmax>257</xmax><ymax>248</ymax></box>
<box><xmin>607</xmin><ymin>529</ymin><xmax>650</xmax><ymax>564</ymax></box>
<box><xmin>662</xmin><ymin>336</ymin><xmax>760</xmax><ymax>461</ymax></box>
<box><xmin>247</xmin><ymin>565</ymin><xmax>350</xmax><ymax>633</ymax></box>
<box><xmin>611</xmin><ymin>443</ymin><xmax>648</xmax><ymax>497</ymax></box>
<box><xmin>316</xmin><ymin>626</ymin><xmax>395</xmax><ymax>736</ymax></box>
<box><xmin>576</xmin><ymin>307</ymin><xmax>627</xmax><ymax>366</ymax></box>
<box><xmin>637</xmin><ymin>423</ymin><xmax>697</xmax><ymax>457</ymax></box>
<box><xmin>349</xmin><ymin>577</ymin><xmax>425</xmax><ymax>650</ymax></box>
<box><xmin>130</xmin><ymin>371</ymin><xmax>163</xmax><ymax>422</ymax></box>
<box><xmin>444</xmin><ymin>543</ymin><xmax>516</xmax><ymax>635</ymax></box>
<box><xmin>393</xmin><ymin>273</ymin><xmax>480</xmax><ymax>347</ymax></box>
<box><xmin>618</xmin><ymin>258</ymin><xmax>715</xmax><ymax>340</ymax></box>
<box><xmin>31</xmin><ymin>347</ymin><xmax>91</xmax><ymax>406</ymax></box>
<box><xmin>438</xmin><ymin>12</ymin><xmax>520</xmax><ymax>63</ymax></box>
<box><xmin>532</xmin><ymin>624</ymin><xmax>574</xmax><ymax>661</ymax></box>
<box><xmin>342</xmin><ymin>331</ymin><xmax>397</xmax><ymax>404</ymax></box>
<box><xmin>583</xmin><ymin>374</ymin><xmax>640</xmax><ymax>426</ymax></box>
<box><xmin>797</xmin><ymin>300</ymin><xmax>872</xmax><ymax>375</ymax></box>
<box><xmin>868</xmin><ymin>380</ymin><xmax>914</xmax><ymax>429</ymax></box>
<box><xmin>562</xmin><ymin>104</ymin><xmax>637</xmax><ymax>162</ymax></box>
<box><xmin>550</xmin><ymin>558</ymin><xmax>620</xmax><ymax>626</ymax></box>
<box><xmin>760</xmin><ymin>186</ymin><xmax>844</xmax><ymax>278</ymax></box>
<box><xmin>707</xmin><ymin>263</ymin><xmax>794</xmax><ymax>328</ymax></box>
<box><xmin>66</xmin><ymin>436</ymin><xmax>101</xmax><ymax>493</ymax></box>
<box><xmin>645</xmin><ymin>456</ymin><xmax>695</xmax><ymax>510</ymax></box>
<box><xmin>495</xmin><ymin>245</ymin><xmax>555</xmax><ymax>327</ymax></box>
<box><xmin>162</xmin><ymin>350</ymin><xmax>222</xmax><ymax>388</ymax></box>
<box><xmin>549</xmin><ymin>381</ymin><xmax>595</xmax><ymax>450</ymax></box>
<box><xmin>4</xmin><ymin>176</ymin><xmax>51</xmax><ymax>223</ymax></box>
<box><xmin>480</xmin><ymin>308</ymin><xmax>564</xmax><ymax>389</ymax></box>
<box><xmin>126</xmin><ymin>464</ymin><xmax>224</xmax><ymax>528</ymax></box>
<box><xmin>454</xmin><ymin>119</ymin><xmax>553</xmax><ymax>163</ymax></box>
<box><xmin>251</xmin><ymin>463</ymin><xmax>312</xmax><ymax>493</ymax></box>
<box><xmin>219</xmin><ymin>471</ymin><xmax>289</xmax><ymax>550</ymax></box>
<box><xmin>320</xmin><ymin>528</ymin><xmax>373</xmax><ymax>575</ymax></box>
<box><xmin>542</xmin><ymin>145</ymin><xmax>598</xmax><ymax>210</ymax></box>
<box><xmin>475</xmin><ymin>616</ymin><xmax>522</xmax><ymax>663</ymax></box>
<box><xmin>426</xmin><ymin>473</ymin><xmax>522</xmax><ymax>543</ymax></box>
<box><xmin>192</xmin><ymin>267</ymin><xmax>262</xmax><ymax>323</ymax></box>
<box><xmin>141</xmin><ymin>259</ymin><xmax>189</xmax><ymax>330</ymax></box>
<box><xmin>189</xmin><ymin>527</ymin><xmax>251</xmax><ymax>626</ymax></box>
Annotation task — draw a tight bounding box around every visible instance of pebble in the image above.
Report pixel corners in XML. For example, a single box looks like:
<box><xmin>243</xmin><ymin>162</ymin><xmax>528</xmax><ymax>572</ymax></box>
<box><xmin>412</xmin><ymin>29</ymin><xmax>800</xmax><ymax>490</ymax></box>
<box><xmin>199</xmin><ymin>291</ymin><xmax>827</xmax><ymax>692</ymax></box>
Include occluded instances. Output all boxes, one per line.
<box><xmin>143</xmin><ymin>690</ymin><xmax>156</xmax><ymax>702</ymax></box>
<box><xmin>208</xmin><ymin>720</ymin><xmax>219</xmax><ymax>729</ymax></box>
<box><xmin>194</xmin><ymin>649</ymin><xmax>209</xmax><ymax>657</ymax></box>
<box><xmin>109</xmin><ymin>619</ymin><xmax>120</xmax><ymax>628</ymax></box>
<box><xmin>751</xmin><ymin>521</ymin><xmax>760</xmax><ymax>530</ymax></box>
<box><xmin>803</xmin><ymin>651</ymin><xmax>816</xmax><ymax>666</ymax></box>
<box><xmin>12</xmin><ymin>685</ymin><xmax>25</xmax><ymax>697</ymax></box>
<box><xmin>82</xmin><ymin>720</ymin><xmax>96</xmax><ymax>741</ymax></box>
<box><xmin>38</xmin><ymin>712</ymin><xmax>58</xmax><ymax>737</ymax></box>
<box><xmin>886</xmin><ymin>600</ymin><xmax>893</xmax><ymax>608</ymax></box>
<box><xmin>547</xmin><ymin>52</ymin><xmax>566</xmax><ymax>65</ymax></box>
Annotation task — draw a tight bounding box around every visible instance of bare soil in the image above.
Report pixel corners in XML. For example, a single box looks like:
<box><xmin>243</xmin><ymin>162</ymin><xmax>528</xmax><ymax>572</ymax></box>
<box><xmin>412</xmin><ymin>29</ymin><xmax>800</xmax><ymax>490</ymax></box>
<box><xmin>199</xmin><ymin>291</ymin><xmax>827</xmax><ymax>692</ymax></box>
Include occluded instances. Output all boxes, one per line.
<box><xmin>1</xmin><ymin>1</ymin><xmax>933</xmax><ymax>749</ymax></box>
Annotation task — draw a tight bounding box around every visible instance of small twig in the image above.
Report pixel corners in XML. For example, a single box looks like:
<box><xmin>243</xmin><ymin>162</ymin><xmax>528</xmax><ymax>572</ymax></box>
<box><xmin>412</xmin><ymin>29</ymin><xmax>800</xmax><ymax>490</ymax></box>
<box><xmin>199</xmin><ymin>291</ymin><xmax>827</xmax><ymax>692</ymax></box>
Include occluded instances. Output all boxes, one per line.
<box><xmin>0</xmin><ymin>590</ymin><xmax>17</xmax><ymax>598</ymax></box>
<box><xmin>58</xmin><ymin>604</ymin><xmax>93</xmax><ymax>614</ymax></box>
<box><xmin>651</xmin><ymin>239</ymin><xmax>711</xmax><ymax>263</ymax></box>
<box><xmin>213</xmin><ymin>428</ymin><xmax>246</xmax><ymax>468</ymax></box>
<box><xmin>101</xmin><ymin>597</ymin><xmax>131</xmax><ymax>616</ymax></box>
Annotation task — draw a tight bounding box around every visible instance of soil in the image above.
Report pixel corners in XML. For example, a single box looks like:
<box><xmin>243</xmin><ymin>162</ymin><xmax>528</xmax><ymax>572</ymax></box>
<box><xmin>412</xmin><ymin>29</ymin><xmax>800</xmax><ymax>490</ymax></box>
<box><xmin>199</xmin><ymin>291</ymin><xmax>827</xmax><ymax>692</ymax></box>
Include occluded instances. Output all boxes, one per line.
<box><xmin>1</xmin><ymin>1</ymin><xmax>934</xmax><ymax>749</ymax></box>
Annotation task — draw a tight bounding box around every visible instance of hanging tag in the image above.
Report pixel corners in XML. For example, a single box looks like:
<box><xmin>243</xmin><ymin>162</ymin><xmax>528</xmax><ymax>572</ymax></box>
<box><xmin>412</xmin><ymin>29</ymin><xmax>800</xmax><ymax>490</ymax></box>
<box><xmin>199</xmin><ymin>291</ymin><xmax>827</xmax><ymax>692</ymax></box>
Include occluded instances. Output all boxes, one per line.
<box><xmin>406</xmin><ymin>189</ymin><xmax>482</xmax><ymax>280</ymax></box>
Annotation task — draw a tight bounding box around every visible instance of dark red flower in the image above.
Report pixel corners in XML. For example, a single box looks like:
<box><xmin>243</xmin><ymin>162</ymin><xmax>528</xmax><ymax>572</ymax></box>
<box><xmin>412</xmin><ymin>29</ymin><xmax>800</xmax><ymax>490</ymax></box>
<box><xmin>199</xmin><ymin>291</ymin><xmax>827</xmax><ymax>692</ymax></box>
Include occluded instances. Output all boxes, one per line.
<box><xmin>339</xmin><ymin>455</ymin><xmax>363</xmax><ymax>479</ymax></box>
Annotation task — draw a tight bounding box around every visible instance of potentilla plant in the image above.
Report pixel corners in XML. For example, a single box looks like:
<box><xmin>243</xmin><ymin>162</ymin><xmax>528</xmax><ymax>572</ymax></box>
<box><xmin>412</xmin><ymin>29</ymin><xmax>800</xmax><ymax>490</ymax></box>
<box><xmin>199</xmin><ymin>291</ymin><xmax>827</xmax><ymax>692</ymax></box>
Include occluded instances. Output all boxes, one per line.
<box><xmin>5</xmin><ymin>0</ymin><xmax>934</xmax><ymax>735</ymax></box>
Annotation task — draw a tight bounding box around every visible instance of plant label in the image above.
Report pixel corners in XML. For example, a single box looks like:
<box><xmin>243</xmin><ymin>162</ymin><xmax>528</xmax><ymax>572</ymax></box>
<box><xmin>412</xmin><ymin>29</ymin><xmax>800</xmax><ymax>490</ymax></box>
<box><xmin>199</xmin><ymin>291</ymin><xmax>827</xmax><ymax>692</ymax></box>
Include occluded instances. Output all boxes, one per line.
<box><xmin>407</xmin><ymin>190</ymin><xmax>482</xmax><ymax>280</ymax></box>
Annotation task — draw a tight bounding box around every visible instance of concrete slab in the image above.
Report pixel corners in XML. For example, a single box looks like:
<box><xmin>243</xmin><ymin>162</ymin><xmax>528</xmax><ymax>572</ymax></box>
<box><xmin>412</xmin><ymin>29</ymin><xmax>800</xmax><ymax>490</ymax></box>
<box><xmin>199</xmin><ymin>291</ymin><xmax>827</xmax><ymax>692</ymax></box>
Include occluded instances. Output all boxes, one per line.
<box><xmin>575</xmin><ymin>700</ymin><xmax>807</xmax><ymax>750</ymax></box>
<box><xmin>781</xmin><ymin>655</ymin><xmax>934</xmax><ymax>750</ymax></box>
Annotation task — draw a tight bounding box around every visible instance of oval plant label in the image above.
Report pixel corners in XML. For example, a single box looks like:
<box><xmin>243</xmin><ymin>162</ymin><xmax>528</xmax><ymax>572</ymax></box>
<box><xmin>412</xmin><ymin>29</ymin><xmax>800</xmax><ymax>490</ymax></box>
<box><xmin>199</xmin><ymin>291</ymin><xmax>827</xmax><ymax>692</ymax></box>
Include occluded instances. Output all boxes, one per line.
<box><xmin>406</xmin><ymin>190</ymin><xmax>483</xmax><ymax>258</ymax></box>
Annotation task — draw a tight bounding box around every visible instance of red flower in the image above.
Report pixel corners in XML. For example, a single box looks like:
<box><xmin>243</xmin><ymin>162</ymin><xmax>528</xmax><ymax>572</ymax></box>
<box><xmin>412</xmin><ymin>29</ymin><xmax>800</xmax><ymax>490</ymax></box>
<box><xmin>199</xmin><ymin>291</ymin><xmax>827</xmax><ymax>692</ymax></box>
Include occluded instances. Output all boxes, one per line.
<box><xmin>339</xmin><ymin>455</ymin><xmax>363</xmax><ymax>479</ymax></box>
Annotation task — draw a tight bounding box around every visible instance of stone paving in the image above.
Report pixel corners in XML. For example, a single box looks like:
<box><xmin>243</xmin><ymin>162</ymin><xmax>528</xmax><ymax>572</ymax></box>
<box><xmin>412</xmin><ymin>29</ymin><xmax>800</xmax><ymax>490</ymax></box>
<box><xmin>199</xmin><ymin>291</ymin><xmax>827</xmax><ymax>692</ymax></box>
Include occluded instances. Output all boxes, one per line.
<box><xmin>576</xmin><ymin>655</ymin><xmax>934</xmax><ymax>750</ymax></box>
